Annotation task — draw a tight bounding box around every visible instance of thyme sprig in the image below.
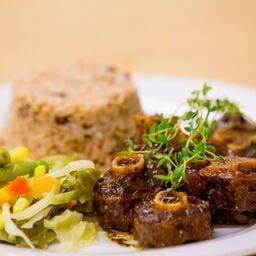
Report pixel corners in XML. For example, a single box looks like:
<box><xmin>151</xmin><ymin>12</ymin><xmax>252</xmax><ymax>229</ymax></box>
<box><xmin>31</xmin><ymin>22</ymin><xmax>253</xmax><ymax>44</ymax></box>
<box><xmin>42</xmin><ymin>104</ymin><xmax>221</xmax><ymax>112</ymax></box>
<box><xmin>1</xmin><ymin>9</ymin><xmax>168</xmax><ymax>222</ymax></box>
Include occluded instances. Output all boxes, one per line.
<box><xmin>120</xmin><ymin>83</ymin><xmax>240</xmax><ymax>190</ymax></box>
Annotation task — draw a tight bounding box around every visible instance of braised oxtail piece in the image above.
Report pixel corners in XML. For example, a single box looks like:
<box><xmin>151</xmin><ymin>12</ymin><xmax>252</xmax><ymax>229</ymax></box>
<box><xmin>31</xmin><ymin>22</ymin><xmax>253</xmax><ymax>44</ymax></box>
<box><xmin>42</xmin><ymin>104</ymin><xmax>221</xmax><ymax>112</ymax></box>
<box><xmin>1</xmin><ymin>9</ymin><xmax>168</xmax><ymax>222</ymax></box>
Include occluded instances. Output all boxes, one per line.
<box><xmin>210</xmin><ymin>114</ymin><xmax>256</xmax><ymax>158</ymax></box>
<box><xmin>184</xmin><ymin>157</ymin><xmax>256</xmax><ymax>224</ymax></box>
<box><xmin>133</xmin><ymin>115</ymin><xmax>160</xmax><ymax>144</ymax></box>
<box><xmin>93</xmin><ymin>154</ymin><xmax>162</xmax><ymax>232</ymax></box>
<box><xmin>133</xmin><ymin>191</ymin><xmax>213</xmax><ymax>247</ymax></box>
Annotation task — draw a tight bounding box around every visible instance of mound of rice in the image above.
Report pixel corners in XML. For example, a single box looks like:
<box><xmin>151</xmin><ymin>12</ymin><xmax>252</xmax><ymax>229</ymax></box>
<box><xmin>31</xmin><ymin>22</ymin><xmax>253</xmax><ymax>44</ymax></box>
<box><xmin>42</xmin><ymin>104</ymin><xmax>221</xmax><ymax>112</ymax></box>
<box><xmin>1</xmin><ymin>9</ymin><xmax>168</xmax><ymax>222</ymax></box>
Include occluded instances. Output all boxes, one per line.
<box><xmin>3</xmin><ymin>63</ymin><xmax>142</xmax><ymax>168</ymax></box>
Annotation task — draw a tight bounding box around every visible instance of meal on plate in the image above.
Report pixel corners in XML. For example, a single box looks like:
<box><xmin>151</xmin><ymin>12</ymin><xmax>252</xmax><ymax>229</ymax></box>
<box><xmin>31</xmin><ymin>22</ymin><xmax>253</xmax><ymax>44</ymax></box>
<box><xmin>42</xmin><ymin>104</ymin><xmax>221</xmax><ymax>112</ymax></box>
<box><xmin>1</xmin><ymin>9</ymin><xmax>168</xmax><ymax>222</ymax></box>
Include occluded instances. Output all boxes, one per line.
<box><xmin>0</xmin><ymin>80</ymin><xmax>256</xmax><ymax>251</ymax></box>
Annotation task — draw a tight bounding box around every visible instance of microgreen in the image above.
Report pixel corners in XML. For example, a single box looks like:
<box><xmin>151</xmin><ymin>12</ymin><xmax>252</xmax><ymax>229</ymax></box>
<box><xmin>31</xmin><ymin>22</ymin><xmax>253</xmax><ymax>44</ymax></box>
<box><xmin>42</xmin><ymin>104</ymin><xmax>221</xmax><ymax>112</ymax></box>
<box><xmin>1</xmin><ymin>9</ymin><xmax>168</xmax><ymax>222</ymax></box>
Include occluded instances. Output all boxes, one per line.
<box><xmin>121</xmin><ymin>83</ymin><xmax>240</xmax><ymax>189</ymax></box>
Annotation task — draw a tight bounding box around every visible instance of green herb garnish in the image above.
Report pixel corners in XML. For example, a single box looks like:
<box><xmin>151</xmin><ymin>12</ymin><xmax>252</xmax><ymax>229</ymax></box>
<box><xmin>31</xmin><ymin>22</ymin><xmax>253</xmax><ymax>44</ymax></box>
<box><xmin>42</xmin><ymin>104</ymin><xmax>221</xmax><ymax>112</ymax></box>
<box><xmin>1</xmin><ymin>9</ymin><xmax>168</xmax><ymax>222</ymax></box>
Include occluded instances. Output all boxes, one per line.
<box><xmin>122</xmin><ymin>83</ymin><xmax>240</xmax><ymax>190</ymax></box>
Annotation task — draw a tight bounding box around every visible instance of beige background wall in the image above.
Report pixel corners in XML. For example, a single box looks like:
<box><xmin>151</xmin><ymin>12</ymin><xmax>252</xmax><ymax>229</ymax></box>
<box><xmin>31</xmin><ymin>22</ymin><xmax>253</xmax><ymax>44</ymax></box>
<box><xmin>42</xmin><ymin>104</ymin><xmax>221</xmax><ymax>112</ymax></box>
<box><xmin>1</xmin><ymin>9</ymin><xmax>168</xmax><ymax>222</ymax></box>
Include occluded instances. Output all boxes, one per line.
<box><xmin>1</xmin><ymin>0</ymin><xmax>256</xmax><ymax>88</ymax></box>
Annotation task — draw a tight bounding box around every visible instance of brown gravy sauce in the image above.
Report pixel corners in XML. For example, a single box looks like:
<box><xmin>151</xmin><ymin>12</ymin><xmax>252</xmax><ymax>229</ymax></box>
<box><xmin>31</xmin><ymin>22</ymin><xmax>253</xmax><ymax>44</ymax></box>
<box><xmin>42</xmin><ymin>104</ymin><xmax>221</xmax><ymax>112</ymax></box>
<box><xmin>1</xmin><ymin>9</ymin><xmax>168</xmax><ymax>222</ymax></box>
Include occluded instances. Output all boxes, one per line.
<box><xmin>107</xmin><ymin>230</ymin><xmax>144</xmax><ymax>250</ymax></box>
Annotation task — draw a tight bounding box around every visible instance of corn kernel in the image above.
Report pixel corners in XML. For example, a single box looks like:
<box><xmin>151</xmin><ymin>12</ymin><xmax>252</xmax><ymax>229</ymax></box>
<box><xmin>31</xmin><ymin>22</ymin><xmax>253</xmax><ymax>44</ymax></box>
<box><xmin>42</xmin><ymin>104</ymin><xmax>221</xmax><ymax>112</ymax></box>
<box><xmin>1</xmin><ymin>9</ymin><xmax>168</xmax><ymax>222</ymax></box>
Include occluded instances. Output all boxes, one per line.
<box><xmin>13</xmin><ymin>198</ymin><xmax>29</xmax><ymax>213</ymax></box>
<box><xmin>34</xmin><ymin>165</ymin><xmax>46</xmax><ymax>177</ymax></box>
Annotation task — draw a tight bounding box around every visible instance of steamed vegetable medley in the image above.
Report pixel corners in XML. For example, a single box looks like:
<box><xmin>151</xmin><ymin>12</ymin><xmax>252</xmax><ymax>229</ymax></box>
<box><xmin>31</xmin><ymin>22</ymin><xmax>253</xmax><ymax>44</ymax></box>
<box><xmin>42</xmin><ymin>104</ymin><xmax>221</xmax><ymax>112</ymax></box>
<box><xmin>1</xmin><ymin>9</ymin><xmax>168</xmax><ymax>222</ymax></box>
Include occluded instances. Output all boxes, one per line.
<box><xmin>0</xmin><ymin>147</ymin><xmax>101</xmax><ymax>250</ymax></box>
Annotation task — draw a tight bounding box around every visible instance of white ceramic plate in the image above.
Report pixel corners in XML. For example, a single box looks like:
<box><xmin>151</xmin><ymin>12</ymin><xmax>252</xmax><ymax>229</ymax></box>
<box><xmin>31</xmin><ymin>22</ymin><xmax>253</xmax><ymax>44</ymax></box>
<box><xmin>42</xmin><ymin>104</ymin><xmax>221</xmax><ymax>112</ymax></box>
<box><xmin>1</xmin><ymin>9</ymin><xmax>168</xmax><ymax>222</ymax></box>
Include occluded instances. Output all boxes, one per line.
<box><xmin>0</xmin><ymin>75</ymin><xmax>256</xmax><ymax>256</ymax></box>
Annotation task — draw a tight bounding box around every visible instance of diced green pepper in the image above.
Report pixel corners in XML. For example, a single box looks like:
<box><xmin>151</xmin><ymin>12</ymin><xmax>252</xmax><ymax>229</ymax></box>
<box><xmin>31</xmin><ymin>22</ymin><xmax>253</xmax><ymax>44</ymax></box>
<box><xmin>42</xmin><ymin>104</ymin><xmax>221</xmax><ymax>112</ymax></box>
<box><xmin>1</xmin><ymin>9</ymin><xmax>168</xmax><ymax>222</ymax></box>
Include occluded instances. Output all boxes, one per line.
<box><xmin>0</xmin><ymin>162</ymin><xmax>35</xmax><ymax>183</ymax></box>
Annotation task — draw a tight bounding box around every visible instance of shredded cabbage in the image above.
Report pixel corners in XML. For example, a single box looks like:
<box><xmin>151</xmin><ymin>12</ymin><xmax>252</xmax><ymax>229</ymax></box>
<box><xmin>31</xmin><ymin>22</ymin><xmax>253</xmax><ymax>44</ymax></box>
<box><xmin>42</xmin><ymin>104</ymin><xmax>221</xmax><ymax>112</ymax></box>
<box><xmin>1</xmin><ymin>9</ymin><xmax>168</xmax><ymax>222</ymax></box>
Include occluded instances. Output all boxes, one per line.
<box><xmin>11</xmin><ymin>186</ymin><xmax>55</xmax><ymax>220</ymax></box>
<box><xmin>42</xmin><ymin>154</ymin><xmax>77</xmax><ymax>170</ymax></box>
<box><xmin>44</xmin><ymin>209</ymin><xmax>96</xmax><ymax>251</ymax></box>
<box><xmin>61</xmin><ymin>169</ymin><xmax>101</xmax><ymax>204</ymax></box>
<box><xmin>51</xmin><ymin>190</ymin><xmax>78</xmax><ymax>205</ymax></box>
<box><xmin>0</xmin><ymin>229</ymin><xmax>16</xmax><ymax>244</ymax></box>
<box><xmin>49</xmin><ymin>160</ymin><xmax>95</xmax><ymax>178</ymax></box>
<box><xmin>2</xmin><ymin>203</ymin><xmax>34</xmax><ymax>248</ymax></box>
<box><xmin>22</xmin><ymin>206</ymin><xmax>52</xmax><ymax>229</ymax></box>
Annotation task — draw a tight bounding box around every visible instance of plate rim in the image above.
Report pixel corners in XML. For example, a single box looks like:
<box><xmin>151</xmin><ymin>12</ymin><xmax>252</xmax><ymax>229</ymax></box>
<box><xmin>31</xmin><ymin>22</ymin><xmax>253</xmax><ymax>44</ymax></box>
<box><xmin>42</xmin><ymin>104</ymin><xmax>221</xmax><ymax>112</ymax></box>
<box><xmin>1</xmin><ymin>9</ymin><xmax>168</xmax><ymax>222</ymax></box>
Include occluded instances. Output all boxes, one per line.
<box><xmin>0</xmin><ymin>74</ymin><xmax>256</xmax><ymax>256</ymax></box>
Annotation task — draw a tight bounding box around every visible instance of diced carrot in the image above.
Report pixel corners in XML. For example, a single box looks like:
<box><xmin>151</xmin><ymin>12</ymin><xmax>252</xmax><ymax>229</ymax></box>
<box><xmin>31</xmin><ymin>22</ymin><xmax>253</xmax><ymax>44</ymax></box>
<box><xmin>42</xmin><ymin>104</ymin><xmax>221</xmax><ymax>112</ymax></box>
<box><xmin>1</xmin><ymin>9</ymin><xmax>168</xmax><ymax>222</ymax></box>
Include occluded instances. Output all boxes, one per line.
<box><xmin>8</xmin><ymin>177</ymin><xmax>30</xmax><ymax>196</ymax></box>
